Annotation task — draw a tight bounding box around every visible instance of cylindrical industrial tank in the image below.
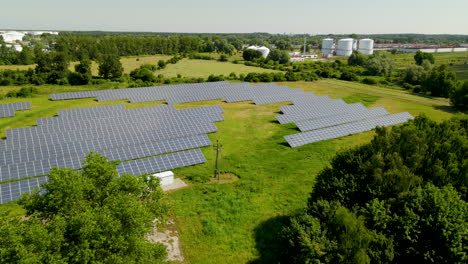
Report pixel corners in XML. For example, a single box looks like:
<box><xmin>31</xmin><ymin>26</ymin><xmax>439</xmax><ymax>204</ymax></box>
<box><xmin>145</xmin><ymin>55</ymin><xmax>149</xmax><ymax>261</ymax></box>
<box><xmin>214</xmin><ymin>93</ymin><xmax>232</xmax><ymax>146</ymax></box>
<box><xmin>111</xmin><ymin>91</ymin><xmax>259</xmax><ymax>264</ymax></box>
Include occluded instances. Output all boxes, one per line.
<box><xmin>256</xmin><ymin>46</ymin><xmax>270</xmax><ymax>58</ymax></box>
<box><xmin>321</xmin><ymin>38</ymin><xmax>335</xmax><ymax>54</ymax></box>
<box><xmin>358</xmin><ymin>39</ymin><xmax>374</xmax><ymax>55</ymax></box>
<box><xmin>336</xmin><ymin>38</ymin><xmax>354</xmax><ymax>56</ymax></box>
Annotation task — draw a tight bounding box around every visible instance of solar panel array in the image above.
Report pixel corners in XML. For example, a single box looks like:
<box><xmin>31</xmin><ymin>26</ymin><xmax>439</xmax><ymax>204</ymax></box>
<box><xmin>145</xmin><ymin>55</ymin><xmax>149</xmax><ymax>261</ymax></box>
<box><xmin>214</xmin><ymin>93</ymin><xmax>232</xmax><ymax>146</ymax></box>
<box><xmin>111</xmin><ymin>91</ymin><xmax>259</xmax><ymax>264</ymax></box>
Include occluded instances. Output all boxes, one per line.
<box><xmin>285</xmin><ymin>112</ymin><xmax>414</xmax><ymax>147</ymax></box>
<box><xmin>0</xmin><ymin>102</ymin><xmax>31</xmax><ymax>118</ymax></box>
<box><xmin>0</xmin><ymin>103</ymin><xmax>225</xmax><ymax>203</ymax></box>
<box><xmin>1</xmin><ymin>82</ymin><xmax>414</xmax><ymax>203</ymax></box>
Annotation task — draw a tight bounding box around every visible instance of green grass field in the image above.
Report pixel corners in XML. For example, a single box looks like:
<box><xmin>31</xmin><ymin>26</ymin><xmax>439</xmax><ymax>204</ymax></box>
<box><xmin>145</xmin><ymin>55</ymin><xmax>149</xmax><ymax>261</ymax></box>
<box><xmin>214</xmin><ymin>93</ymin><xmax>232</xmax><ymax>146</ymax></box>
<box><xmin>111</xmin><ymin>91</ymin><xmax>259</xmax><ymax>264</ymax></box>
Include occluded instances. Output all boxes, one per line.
<box><xmin>450</xmin><ymin>63</ymin><xmax>468</xmax><ymax>80</ymax></box>
<box><xmin>0</xmin><ymin>79</ymin><xmax>459</xmax><ymax>262</ymax></box>
<box><xmin>157</xmin><ymin>59</ymin><xmax>279</xmax><ymax>78</ymax></box>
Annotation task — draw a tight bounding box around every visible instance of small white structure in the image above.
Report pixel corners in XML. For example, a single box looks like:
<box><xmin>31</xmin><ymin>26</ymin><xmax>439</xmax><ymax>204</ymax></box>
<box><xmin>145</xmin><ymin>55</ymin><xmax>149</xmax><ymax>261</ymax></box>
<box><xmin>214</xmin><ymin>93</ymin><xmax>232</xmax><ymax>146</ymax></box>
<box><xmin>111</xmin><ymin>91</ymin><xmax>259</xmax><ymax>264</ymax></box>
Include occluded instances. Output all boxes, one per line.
<box><xmin>336</xmin><ymin>38</ymin><xmax>354</xmax><ymax>56</ymax></box>
<box><xmin>358</xmin><ymin>39</ymin><xmax>374</xmax><ymax>55</ymax></box>
<box><xmin>152</xmin><ymin>171</ymin><xmax>174</xmax><ymax>186</ymax></box>
<box><xmin>321</xmin><ymin>38</ymin><xmax>335</xmax><ymax>55</ymax></box>
<box><xmin>246</xmin><ymin>45</ymin><xmax>270</xmax><ymax>58</ymax></box>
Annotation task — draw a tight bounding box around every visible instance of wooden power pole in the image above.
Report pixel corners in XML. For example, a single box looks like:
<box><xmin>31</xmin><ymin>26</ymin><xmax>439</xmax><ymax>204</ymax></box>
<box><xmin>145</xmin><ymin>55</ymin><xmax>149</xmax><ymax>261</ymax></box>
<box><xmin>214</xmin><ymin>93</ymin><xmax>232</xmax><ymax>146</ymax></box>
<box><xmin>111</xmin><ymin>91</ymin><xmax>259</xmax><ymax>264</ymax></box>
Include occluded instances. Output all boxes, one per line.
<box><xmin>213</xmin><ymin>140</ymin><xmax>222</xmax><ymax>183</ymax></box>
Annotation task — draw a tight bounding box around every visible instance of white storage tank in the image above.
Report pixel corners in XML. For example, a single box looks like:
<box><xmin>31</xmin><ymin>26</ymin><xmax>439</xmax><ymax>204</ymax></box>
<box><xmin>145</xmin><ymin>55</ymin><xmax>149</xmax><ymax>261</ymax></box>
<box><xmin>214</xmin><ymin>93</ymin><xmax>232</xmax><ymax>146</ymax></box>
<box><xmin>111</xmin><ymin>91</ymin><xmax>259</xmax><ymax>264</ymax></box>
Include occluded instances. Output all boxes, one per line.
<box><xmin>358</xmin><ymin>39</ymin><xmax>374</xmax><ymax>55</ymax></box>
<box><xmin>321</xmin><ymin>38</ymin><xmax>335</xmax><ymax>54</ymax></box>
<box><xmin>151</xmin><ymin>171</ymin><xmax>174</xmax><ymax>186</ymax></box>
<box><xmin>336</xmin><ymin>38</ymin><xmax>354</xmax><ymax>56</ymax></box>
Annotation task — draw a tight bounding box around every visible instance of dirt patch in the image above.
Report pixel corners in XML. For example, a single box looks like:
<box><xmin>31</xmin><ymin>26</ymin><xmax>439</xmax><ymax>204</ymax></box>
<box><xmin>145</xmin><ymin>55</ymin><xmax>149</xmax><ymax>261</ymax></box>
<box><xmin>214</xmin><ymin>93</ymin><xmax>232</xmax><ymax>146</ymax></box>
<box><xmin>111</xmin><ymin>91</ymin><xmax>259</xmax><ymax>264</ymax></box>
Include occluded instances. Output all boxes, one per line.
<box><xmin>162</xmin><ymin>178</ymin><xmax>188</xmax><ymax>192</ymax></box>
<box><xmin>147</xmin><ymin>219</ymin><xmax>184</xmax><ymax>262</ymax></box>
<box><xmin>209</xmin><ymin>172</ymin><xmax>240</xmax><ymax>184</ymax></box>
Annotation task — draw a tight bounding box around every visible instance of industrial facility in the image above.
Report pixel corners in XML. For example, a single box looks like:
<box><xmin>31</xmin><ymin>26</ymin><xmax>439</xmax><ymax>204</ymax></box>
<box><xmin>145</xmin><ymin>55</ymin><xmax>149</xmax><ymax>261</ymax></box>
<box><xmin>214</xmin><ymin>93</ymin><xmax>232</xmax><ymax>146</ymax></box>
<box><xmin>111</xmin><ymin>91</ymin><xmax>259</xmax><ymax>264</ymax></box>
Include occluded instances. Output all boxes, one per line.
<box><xmin>322</xmin><ymin>38</ymin><xmax>374</xmax><ymax>56</ymax></box>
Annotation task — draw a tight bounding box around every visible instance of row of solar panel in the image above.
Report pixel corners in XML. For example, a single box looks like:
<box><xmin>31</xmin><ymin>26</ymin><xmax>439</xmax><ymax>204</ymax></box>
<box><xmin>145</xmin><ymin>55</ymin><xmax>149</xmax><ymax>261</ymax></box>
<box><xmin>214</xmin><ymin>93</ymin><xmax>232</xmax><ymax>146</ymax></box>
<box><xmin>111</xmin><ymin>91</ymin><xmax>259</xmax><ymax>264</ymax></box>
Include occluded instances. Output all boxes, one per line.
<box><xmin>4</xmin><ymin>105</ymin><xmax>222</xmax><ymax>143</ymax></box>
<box><xmin>0</xmin><ymin>134</ymin><xmax>212</xmax><ymax>182</ymax></box>
<box><xmin>0</xmin><ymin>102</ymin><xmax>31</xmax><ymax>118</ymax></box>
<box><xmin>285</xmin><ymin>112</ymin><xmax>414</xmax><ymax>147</ymax></box>
<box><xmin>0</xmin><ymin>120</ymin><xmax>218</xmax><ymax>166</ymax></box>
<box><xmin>0</xmin><ymin>147</ymin><xmax>207</xmax><ymax>204</ymax></box>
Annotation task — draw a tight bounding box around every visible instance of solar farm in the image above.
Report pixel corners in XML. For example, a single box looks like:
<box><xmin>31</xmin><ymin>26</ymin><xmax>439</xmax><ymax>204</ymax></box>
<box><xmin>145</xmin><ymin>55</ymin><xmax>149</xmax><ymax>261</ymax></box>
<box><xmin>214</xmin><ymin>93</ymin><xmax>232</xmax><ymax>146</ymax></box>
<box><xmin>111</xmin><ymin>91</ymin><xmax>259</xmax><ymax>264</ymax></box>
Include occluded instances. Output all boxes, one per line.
<box><xmin>0</xmin><ymin>81</ymin><xmax>413</xmax><ymax>204</ymax></box>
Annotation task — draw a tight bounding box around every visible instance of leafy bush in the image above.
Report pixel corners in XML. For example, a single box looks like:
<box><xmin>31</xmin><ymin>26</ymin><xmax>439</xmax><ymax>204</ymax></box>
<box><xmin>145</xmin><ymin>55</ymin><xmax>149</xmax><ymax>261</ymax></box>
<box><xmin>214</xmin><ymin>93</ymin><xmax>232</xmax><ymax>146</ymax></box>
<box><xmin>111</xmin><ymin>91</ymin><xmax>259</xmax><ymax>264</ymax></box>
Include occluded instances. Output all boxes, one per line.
<box><xmin>6</xmin><ymin>87</ymin><xmax>39</xmax><ymax>98</ymax></box>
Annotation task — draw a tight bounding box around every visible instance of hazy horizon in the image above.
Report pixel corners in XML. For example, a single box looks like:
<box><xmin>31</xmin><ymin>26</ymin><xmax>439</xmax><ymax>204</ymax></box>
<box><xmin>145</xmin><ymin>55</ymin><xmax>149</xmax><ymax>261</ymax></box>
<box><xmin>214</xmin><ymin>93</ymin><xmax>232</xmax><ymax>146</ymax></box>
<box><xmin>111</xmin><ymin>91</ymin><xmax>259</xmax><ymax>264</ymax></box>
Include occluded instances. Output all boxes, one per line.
<box><xmin>1</xmin><ymin>0</ymin><xmax>467</xmax><ymax>35</ymax></box>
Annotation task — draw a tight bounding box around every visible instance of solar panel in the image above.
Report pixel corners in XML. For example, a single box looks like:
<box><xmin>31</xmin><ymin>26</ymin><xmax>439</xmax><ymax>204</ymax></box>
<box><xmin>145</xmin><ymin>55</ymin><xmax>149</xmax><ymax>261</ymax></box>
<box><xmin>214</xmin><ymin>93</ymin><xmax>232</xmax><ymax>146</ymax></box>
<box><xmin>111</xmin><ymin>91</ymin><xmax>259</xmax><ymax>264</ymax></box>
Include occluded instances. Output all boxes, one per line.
<box><xmin>277</xmin><ymin>103</ymin><xmax>367</xmax><ymax>124</ymax></box>
<box><xmin>285</xmin><ymin>112</ymin><xmax>414</xmax><ymax>147</ymax></box>
<box><xmin>0</xmin><ymin>176</ymin><xmax>48</xmax><ymax>204</ymax></box>
<box><xmin>0</xmin><ymin>102</ymin><xmax>31</xmax><ymax>118</ymax></box>
<box><xmin>117</xmin><ymin>148</ymin><xmax>207</xmax><ymax>176</ymax></box>
<box><xmin>295</xmin><ymin>107</ymin><xmax>390</xmax><ymax>132</ymax></box>
<box><xmin>0</xmin><ymin>135</ymin><xmax>212</xmax><ymax>182</ymax></box>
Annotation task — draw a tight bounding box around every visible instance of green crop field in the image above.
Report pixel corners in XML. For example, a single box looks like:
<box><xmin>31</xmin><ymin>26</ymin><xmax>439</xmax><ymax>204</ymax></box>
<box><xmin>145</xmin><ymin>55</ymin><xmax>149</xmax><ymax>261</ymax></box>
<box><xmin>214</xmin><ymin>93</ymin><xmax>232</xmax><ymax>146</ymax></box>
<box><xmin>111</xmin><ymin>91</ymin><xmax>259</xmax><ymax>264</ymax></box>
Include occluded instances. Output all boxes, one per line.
<box><xmin>0</xmin><ymin>79</ymin><xmax>460</xmax><ymax>262</ymax></box>
<box><xmin>158</xmin><ymin>59</ymin><xmax>280</xmax><ymax>78</ymax></box>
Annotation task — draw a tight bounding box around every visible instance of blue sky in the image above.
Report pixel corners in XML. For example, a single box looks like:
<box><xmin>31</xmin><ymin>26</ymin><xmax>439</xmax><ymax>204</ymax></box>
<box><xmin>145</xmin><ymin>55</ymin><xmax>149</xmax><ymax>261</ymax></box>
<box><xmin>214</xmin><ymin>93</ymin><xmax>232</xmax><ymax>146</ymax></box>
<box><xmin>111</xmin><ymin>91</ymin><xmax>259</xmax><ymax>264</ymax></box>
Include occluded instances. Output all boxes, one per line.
<box><xmin>1</xmin><ymin>0</ymin><xmax>467</xmax><ymax>34</ymax></box>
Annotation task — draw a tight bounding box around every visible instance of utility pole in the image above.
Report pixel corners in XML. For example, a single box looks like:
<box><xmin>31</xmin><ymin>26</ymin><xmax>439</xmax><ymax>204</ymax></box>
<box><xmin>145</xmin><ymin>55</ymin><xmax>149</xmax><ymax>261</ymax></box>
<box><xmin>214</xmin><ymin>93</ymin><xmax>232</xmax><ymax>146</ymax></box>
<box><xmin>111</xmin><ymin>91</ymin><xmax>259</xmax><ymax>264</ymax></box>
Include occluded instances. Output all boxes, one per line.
<box><xmin>213</xmin><ymin>140</ymin><xmax>222</xmax><ymax>183</ymax></box>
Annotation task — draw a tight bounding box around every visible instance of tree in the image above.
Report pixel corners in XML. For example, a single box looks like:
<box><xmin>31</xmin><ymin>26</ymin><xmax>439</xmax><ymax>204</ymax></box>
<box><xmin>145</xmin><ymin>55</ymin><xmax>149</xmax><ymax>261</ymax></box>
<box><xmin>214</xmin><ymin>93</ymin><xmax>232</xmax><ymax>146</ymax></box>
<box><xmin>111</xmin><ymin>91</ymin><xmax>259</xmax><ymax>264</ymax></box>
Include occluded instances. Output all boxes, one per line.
<box><xmin>16</xmin><ymin>46</ymin><xmax>34</xmax><ymax>65</ymax></box>
<box><xmin>243</xmin><ymin>49</ymin><xmax>262</xmax><ymax>61</ymax></box>
<box><xmin>348</xmin><ymin>51</ymin><xmax>367</xmax><ymax>66</ymax></box>
<box><xmin>414</xmin><ymin>50</ymin><xmax>435</xmax><ymax>65</ymax></box>
<box><xmin>268</xmin><ymin>49</ymin><xmax>290</xmax><ymax>64</ymax></box>
<box><xmin>421</xmin><ymin>64</ymin><xmax>459</xmax><ymax>97</ymax></box>
<box><xmin>0</xmin><ymin>152</ymin><xmax>168</xmax><ymax>263</ymax></box>
<box><xmin>98</xmin><ymin>54</ymin><xmax>123</xmax><ymax>79</ymax></box>
<box><xmin>365</xmin><ymin>52</ymin><xmax>394</xmax><ymax>76</ymax></box>
<box><xmin>450</xmin><ymin>80</ymin><xmax>468</xmax><ymax>109</ymax></box>
<box><xmin>68</xmin><ymin>59</ymin><xmax>93</xmax><ymax>85</ymax></box>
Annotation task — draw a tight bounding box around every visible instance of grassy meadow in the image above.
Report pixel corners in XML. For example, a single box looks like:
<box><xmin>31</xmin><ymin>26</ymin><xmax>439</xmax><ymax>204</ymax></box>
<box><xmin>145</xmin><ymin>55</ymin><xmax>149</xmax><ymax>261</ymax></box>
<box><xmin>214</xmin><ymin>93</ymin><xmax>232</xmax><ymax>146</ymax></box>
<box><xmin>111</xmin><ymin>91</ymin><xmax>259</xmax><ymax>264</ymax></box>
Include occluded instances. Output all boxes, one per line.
<box><xmin>158</xmin><ymin>59</ymin><xmax>279</xmax><ymax>78</ymax></box>
<box><xmin>0</xmin><ymin>78</ymin><xmax>461</xmax><ymax>262</ymax></box>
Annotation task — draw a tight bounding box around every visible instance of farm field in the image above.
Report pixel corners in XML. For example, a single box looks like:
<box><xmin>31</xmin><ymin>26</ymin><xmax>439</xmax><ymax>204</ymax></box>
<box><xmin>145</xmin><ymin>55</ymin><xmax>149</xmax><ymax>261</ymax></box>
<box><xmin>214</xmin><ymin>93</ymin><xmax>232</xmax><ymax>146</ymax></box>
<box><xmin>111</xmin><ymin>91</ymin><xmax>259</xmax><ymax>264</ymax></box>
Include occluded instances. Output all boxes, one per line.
<box><xmin>0</xmin><ymin>79</ymin><xmax>459</xmax><ymax>262</ymax></box>
<box><xmin>157</xmin><ymin>59</ymin><xmax>280</xmax><ymax>78</ymax></box>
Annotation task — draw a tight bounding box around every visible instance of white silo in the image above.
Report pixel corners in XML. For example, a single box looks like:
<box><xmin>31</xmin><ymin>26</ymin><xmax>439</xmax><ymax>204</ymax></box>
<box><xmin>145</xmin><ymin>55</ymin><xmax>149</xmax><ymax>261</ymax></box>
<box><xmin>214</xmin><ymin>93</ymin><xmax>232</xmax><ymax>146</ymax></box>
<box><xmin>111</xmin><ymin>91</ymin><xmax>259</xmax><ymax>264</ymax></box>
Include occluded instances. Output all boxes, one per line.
<box><xmin>321</xmin><ymin>38</ymin><xmax>335</xmax><ymax>54</ymax></box>
<box><xmin>336</xmin><ymin>38</ymin><xmax>354</xmax><ymax>56</ymax></box>
<box><xmin>358</xmin><ymin>39</ymin><xmax>374</xmax><ymax>55</ymax></box>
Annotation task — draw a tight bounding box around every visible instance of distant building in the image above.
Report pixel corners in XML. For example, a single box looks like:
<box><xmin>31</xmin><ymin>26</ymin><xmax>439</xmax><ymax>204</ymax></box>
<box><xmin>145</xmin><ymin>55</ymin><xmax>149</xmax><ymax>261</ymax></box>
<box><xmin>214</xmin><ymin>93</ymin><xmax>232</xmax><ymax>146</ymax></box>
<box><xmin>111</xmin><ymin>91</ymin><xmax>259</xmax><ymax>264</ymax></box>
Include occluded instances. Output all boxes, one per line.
<box><xmin>398</xmin><ymin>46</ymin><xmax>468</xmax><ymax>53</ymax></box>
<box><xmin>246</xmin><ymin>45</ymin><xmax>270</xmax><ymax>58</ymax></box>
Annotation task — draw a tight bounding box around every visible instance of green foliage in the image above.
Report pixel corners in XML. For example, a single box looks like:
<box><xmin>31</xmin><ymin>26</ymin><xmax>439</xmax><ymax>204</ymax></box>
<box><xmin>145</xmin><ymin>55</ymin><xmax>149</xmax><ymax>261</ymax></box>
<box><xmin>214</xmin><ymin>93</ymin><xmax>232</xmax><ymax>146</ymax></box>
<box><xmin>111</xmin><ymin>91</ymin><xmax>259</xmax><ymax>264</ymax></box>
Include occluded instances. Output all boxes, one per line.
<box><xmin>98</xmin><ymin>54</ymin><xmax>123</xmax><ymax>79</ymax></box>
<box><xmin>243</xmin><ymin>49</ymin><xmax>262</xmax><ymax>61</ymax></box>
<box><xmin>218</xmin><ymin>54</ymin><xmax>228</xmax><ymax>62</ymax></box>
<box><xmin>414</xmin><ymin>51</ymin><xmax>435</xmax><ymax>65</ymax></box>
<box><xmin>68</xmin><ymin>59</ymin><xmax>93</xmax><ymax>85</ymax></box>
<box><xmin>348</xmin><ymin>51</ymin><xmax>367</xmax><ymax>66</ymax></box>
<box><xmin>6</xmin><ymin>87</ymin><xmax>39</xmax><ymax>98</ymax></box>
<box><xmin>365</xmin><ymin>52</ymin><xmax>394</xmax><ymax>76</ymax></box>
<box><xmin>268</xmin><ymin>49</ymin><xmax>290</xmax><ymax>64</ymax></box>
<box><xmin>0</xmin><ymin>152</ymin><xmax>168</xmax><ymax>263</ymax></box>
<box><xmin>450</xmin><ymin>80</ymin><xmax>468</xmax><ymax>109</ymax></box>
<box><xmin>421</xmin><ymin>64</ymin><xmax>459</xmax><ymax>97</ymax></box>
<box><xmin>281</xmin><ymin>115</ymin><xmax>468</xmax><ymax>263</ymax></box>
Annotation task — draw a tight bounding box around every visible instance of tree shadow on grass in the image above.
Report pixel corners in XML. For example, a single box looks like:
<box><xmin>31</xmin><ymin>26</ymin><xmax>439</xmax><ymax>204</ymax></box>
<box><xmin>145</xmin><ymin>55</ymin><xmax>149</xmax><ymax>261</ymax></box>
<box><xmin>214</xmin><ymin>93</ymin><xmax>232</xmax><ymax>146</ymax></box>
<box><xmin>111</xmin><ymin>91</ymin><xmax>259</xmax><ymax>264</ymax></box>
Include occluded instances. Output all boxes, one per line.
<box><xmin>248</xmin><ymin>215</ymin><xmax>290</xmax><ymax>264</ymax></box>
<box><xmin>433</xmin><ymin>105</ymin><xmax>466</xmax><ymax>114</ymax></box>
